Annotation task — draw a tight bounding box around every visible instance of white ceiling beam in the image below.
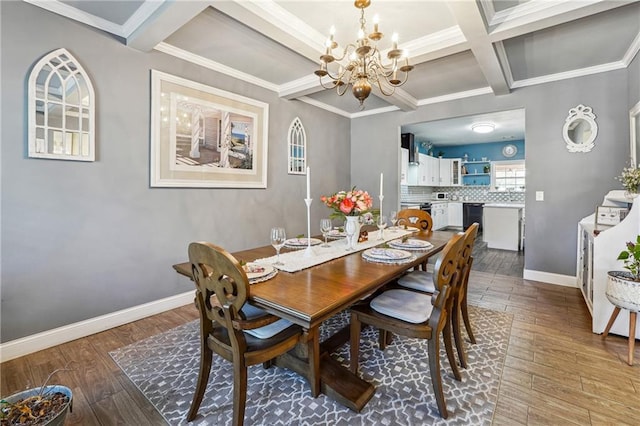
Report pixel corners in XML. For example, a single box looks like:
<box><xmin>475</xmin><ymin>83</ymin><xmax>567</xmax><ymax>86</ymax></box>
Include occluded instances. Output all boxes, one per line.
<box><xmin>403</xmin><ymin>27</ymin><xmax>470</xmax><ymax>64</ymax></box>
<box><xmin>488</xmin><ymin>0</ymin><xmax>638</xmax><ymax>42</ymax></box>
<box><xmin>447</xmin><ymin>1</ymin><xmax>510</xmax><ymax>96</ymax></box>
<box><xmin>126</xmin><ymin>1</ymin><xmax>210</xmax><ymax>51</ymax></box>
<box><xmin>212</xmin><ymin>0</ymin><xmax>326</xmax><ymax>63</ymax></box>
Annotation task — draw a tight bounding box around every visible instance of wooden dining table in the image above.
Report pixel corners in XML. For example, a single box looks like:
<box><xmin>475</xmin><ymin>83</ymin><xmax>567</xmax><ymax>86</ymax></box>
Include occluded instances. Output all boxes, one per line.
<box><xmin>173</xmin><ymin>228</ymin><xmax>455</xmax><ymax>412</ymax></box>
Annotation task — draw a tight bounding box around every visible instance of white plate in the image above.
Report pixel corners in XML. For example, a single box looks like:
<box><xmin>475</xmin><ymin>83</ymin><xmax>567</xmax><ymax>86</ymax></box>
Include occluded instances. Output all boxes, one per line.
<box><xmin>389</xmin><ymin>239</ymin><xmax>433</xmax><ymax>250</ymax></box>
<box><xmin>284</xmin><ymin>238</ymin><xmax>323</xmax><ymax>248</ymax></box>
<box><xmin>243</xmin><ymin>263</ymin><xmax>275</xmax><ymax>280</ymax></box>
<box><xmin>363</xmin><ymin>248</ymin><xmax>412</xmax><ymax>261</ymax></box>
<box><xmin>326</xmin><ymin>229</ymin><xmax>346</xmax><ymax>238</ymax></box>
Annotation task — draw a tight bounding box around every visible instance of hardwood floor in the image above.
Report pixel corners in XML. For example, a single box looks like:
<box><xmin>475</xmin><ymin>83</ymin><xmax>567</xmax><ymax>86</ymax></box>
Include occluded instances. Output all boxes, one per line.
<box><xmin>2</xmin><ymin>252</ymin><xmax>638</xmax><ymax>424</ymax></box>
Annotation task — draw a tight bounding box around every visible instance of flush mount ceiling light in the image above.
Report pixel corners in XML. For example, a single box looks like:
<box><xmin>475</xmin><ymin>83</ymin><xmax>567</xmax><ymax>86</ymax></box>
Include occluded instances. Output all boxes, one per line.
<box><xmin>314</xmin><ymin>0</ymin><xmax>413</xmax><ymax>109</ymax></box>
<box><xmin>471</xmin><ymin>123</ymin><xmax>495</xmax><ymax>134</ymax></box>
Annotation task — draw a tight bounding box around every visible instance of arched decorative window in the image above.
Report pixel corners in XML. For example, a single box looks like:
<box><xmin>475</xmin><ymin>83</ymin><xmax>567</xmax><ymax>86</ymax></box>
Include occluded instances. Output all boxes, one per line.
<box><xmin>287</xmin><ymin>117</ymin><xmax>306</xmax><ymax>174</ymax></box>
<box><xmin>28</xmin><ymin>48</ymin><xmax>95</xmax><ymax>161</ymax></box>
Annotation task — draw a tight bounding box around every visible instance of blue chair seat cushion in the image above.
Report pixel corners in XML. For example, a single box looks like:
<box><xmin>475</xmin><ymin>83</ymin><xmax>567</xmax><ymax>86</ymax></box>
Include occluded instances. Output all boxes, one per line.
<box><xmin>397</xmin><ymin>270</ymin><xmax>436</xmax><ymax>293</ymax></box>
<box><xmin>370</xmin><ymin>289</ymin><xmax>434</xmax><ymax>324</ymax></box>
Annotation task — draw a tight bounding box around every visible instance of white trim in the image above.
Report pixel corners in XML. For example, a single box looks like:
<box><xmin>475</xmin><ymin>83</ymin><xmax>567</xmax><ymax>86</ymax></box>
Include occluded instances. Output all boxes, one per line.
<box><xmin>24</xmin><ymin>0</ymin><xmax>127</xmax><ymax>37</ymax></box>
<box><xmin>120</xmin><ymin>0</ymin><xmax>167</xmax><ymax>38</ymax></box>
<box><xmin>511</xmin><ymin>61</ymin><xmax>627</xmax><ymax>89</ymax></box>
<box><xmin>494</xmin><ymin>41</ymin><xmax>515</xmax><ymax>89</ymax></box>
<box><xmin>154</xmin><ymin>43</ymin><xmax>280</xmax><ymax>93</ymax></box>
<box><xmin>351</xmin><ymin>105</ymin><xmax>400</xmax><ymax>119</ymax></box>
<box><xmin>523</xmin><ymin>269</ymin><xmax>578</xmax><ymax>287</ymax></box>
<box><xmin>417</xmin><ymin>87</ymin><xmax>494</xmax><ymax>106</ymax></box>
<box><xmin>0</xmin><ymin>291</ymin><xmax>194</xmax><ymax>363</ymax></box>
<box><xmin>622</xmin><ymin>31</ymin><xmax>640</xmax><ymax>66</ymax></box>
<box><xmin>296</xmin><ymin>96</ymin><xmax>352</xmax><ymax>118</ymax></box>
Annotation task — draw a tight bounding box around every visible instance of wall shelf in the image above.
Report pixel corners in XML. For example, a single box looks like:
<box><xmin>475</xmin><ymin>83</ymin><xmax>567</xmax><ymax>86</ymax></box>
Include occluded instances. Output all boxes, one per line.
<box><xmin>463</xmin><ymin>173</ymin><xmax>490</xmax><ymax>176</ymax></box>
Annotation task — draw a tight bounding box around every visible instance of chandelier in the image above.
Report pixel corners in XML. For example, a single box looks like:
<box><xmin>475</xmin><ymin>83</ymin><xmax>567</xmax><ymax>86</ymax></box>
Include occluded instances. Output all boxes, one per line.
<box><xmin>314</xmin><ymin>0</ymin><xmax>413</xmax><ymax>108</ymax></box>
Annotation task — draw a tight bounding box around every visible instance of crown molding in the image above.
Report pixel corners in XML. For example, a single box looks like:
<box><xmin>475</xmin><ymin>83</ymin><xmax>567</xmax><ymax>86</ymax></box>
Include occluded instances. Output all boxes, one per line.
<box><xmin>296</xmin><ymin>97</ymin><xmax>352</xmax><ymax>118</ymax></box>
<box><xmin>350</xmin><ymin>105</ymin><xmax>401</xmax><ymax>119</ymax></box>
<box><xmin>279</xmin><ymin>74</ymin><xmax>324</xmax><ymax>99</ymax></box>
<box><xmin>511</xmin><ymin>61</ymin><xmax>627</xmax><ymax>89</ymax></box>
<box><xmin>416</xmin><ymin>87</ymin><xmax>494</xmax><ymax>107</ymax></box>
<box><xmin>24</xmin><ymin>0</ymin><xmax>126</xmax><ymax>37</ymax></box>
<box><xmin>154</xmin><ymin>43</ymin><xmax>280</xmax><ymax>93</ymax></box>
<box><xmin>622</xmin><ymin>32</ymin><xmax>640</xmax><ymax>66</ymax></box>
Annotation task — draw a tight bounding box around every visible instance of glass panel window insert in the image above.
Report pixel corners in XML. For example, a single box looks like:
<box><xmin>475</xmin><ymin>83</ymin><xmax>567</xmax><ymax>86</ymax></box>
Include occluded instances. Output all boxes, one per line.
<box><xmin>28</xmin><ymin>48</ymin><xmax>95</xmax><ymax>161</ymax></box>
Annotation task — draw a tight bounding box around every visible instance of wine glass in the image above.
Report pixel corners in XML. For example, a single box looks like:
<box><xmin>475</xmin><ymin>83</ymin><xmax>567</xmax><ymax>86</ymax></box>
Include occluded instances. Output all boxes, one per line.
<box><xmin>390</xmin><ymin>211</ymin><xmax>398</xmax><ymax>231</ymax></box>
<box><xmin>320</xmin><ymin>218</ymin><xmax>332</xmax><ymax>247</ymax></box>
<box><xmin>377</xmin><ymin>215</ymin><xmax>388</xmax><ymax>240</ymax></box>
<box><xmin>270</xmin><ymin>227</ymin><xmax>286</xmax><ymax>266</ymax></box>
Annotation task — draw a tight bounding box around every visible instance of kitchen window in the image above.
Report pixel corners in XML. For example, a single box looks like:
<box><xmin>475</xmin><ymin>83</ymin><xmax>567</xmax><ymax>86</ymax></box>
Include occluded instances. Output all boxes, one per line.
<box><xmin>491</xmin><ymin>160</ymin><xmax>525</xmax><ymax>191</ymax></box>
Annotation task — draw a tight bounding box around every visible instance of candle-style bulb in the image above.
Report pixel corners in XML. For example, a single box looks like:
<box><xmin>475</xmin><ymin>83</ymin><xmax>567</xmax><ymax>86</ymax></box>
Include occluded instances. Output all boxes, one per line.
<box><xmin>392</xmin><ymin>32</ymin><xmax>399</xmax><ymax>49</ymax></box>
<box><xmin>373</xmin><ymin>14</ymin><xmax>379</xmax><ymax>32</ymax></box>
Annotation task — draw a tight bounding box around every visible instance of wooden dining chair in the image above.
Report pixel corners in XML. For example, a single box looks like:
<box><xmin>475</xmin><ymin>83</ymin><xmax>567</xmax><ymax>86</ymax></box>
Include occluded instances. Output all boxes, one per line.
<box><xmin>349</xmin><ymin>232</ymin><xmax>465</xmax><ymax>419</ymax></box>
<box><xmin>395</xmin><ymin>223</ymin><xmax>479</xmax><ymax>368</ymax></box>
<box><xmin>396</xmin><ymin>209</ymin><xmax>434</xmax><ymax>271</ymax></box>
<box><xmin>186</xmin><ymin>242</ymin><xmax>319</xmax><ymax>425</ymax></box>
<box><xmin>396</xmin><ymin>209</ymin><xmax>433</xmax><ymax>232</ymax></box>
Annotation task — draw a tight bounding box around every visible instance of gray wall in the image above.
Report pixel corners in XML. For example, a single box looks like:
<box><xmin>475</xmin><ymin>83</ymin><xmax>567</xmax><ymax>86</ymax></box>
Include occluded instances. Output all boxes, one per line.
<box><xmin>1</xmin><ymin>2</ymin><xmax>350</xmax><ymax>342</ymax></box>
<box><xmin>352</xmin><ymin>71</ymin><xmax>630</xmax><ymax>277</ymax></box>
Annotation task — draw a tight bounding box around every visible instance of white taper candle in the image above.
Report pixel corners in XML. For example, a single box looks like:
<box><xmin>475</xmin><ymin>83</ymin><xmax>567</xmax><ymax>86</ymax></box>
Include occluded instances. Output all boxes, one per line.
<box><xmin>306</xmin><ymin>167</ymin><xmax>311</xmax><ymax>199</ymax></box>
<box><xmin>380</xmin><ymin>172</ymin><xmax>384</xmax><ymax>197</ymax></box>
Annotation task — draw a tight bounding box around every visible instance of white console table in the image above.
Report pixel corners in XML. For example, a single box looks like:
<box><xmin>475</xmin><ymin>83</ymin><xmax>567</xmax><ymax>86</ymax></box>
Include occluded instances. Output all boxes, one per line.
<box><xmin>577</xmin><ymin>190</ymin><xmax>640</xmax><ymax>338</ymax></box>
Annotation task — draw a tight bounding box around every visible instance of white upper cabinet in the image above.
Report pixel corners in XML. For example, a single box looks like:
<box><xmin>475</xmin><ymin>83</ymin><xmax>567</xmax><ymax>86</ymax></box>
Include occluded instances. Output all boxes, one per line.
<box><xmin>439</xmin><ymin>158</ymin><xmax>452</xmax><ymax>186</ymax></box>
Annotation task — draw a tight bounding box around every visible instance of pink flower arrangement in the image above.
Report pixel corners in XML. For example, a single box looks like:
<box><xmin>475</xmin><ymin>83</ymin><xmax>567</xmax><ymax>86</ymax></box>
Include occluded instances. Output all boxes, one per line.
<box><xmin>321</xmin><ymin>187</ymin><xmax>373</xmax><ymax>218</ymax></box>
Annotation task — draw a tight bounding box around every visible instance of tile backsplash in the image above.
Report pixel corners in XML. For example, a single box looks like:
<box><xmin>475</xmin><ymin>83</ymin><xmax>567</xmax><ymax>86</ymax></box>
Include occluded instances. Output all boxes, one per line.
<box><xmin>400</xmin><ymin>185</ymin><xmax>525</xmax><ymax>203</ymax></box>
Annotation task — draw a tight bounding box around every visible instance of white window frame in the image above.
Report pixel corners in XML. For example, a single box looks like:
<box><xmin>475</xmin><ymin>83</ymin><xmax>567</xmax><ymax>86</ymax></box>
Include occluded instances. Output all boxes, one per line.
<box><xmin>28</xmin><ymin>48</ymin><xmax>95</xmax><ymax>161</ymax></box>
<box><xmin>287</xmin><ymin>117</ymin><xmax>306</xmax><ymax>174</ymax></box>
<box><xmin>490</xmin><ymin>160</ymin><xmax>525</xmax><ymax>192</ymax></box>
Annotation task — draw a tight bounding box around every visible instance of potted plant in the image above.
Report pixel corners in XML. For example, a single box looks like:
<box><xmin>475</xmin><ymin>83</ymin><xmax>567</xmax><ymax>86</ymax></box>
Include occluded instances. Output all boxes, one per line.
<box><xmin>0</xmin><ymin>364</ymin><xmax>73</xmax><ymax>425</ymax></box>
<box><xmin>607</xmin><ymin>237</ymin><xmax>640</xmax><ymax>311</ymax></box>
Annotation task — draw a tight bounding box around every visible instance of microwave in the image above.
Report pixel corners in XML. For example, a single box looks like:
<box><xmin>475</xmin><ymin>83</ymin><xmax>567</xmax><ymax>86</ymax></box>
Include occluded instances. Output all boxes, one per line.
<box><xmin>432</xmin><ymin>192</ymin><xmax>449</xmax><ymax>200</ymax></box>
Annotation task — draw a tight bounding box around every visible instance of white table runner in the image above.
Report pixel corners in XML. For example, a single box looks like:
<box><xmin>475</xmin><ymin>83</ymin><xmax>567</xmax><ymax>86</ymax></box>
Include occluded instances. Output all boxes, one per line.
<box><xmin>253</xmin><ymin>228</ymin><xmax>416</xmax><ymax>273</ymax></box>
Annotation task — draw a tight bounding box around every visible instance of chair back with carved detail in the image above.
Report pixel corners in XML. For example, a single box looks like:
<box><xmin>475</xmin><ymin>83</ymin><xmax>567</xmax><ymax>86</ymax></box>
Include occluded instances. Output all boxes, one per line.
<box><xmin>397</xmin><ymin>209</ymin><xmax>433</xmax><ymax>232</ymax></box>
<box><xmin>186</xmin><ymin>242</ymin><xmax>307</xmax><ymax>425</ymax></box>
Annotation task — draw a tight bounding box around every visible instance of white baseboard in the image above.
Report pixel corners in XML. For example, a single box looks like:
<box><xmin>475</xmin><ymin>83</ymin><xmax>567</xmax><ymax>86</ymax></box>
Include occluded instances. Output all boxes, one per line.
<box><xmin>0</xmin><ymin>291</ymin><xmax>194</xmax><ymax>363</ymax></box>
<box><xmin>523</xmin><ymin>269</ymin><xmax>578</xmax><ymax>287</ymax></box>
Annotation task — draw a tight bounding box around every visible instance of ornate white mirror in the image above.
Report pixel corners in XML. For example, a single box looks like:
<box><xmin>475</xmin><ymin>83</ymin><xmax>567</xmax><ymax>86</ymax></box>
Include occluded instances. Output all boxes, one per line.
<box><xmin>629</xmin><ymin>101</ymin><xmax>640</xmax><ymax>167</ymax></box>
<box><xmin>563</xmin><ymin>104</ymin><xmax>597</xmax><ymax>153</ymax></box>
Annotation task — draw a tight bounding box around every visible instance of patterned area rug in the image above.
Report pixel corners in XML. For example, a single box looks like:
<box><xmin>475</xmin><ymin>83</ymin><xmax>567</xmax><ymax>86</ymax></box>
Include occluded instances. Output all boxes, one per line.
<box><xmin>110</xmin><ymin>306</ymin><xmax>512</xmax><ymax>425</ymax></box>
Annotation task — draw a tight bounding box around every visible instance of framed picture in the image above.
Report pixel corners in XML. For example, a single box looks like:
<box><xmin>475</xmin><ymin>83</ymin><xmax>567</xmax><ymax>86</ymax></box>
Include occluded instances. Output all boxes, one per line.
<box><xmin>150</xmin><ymin>70</ymin><xmax>269</xmax><ymax>188</ymax></box>
<box><xmin>595</xmin><ymin>206</ymin><xmax>629</xmax><ymax>226</ymax></box>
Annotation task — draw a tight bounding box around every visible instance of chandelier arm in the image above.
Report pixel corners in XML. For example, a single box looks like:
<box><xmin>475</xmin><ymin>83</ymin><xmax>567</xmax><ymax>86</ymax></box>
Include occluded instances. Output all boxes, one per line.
<box><xmin>375</xmin><ymin>78</ymin><xmax>396</xmax><ymax>97</ymax></box>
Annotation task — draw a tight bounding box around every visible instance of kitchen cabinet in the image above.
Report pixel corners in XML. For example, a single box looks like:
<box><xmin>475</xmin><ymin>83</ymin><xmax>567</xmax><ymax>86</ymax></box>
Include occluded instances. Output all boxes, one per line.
<box><xmin>439</xmin><ymin>159</ymin><xmax>451</xmax><ymax>186</ymax></box>
<box><xmin>427</xmin><ymin>155</ymin><xmax>439</xmax><ymax>186</ymax></box>
<box><xmin>400</xmin><ymin>148</ymin><xmax>408</xmax><ymax>185</ymax></box>
<box><xmin>418</xmin><ymin>153</ymin><xmax>429</xmax><ymax>185</ymax></box>
<box><xmin>451</xmin><ymin>159</ymin><xmax>462</xmax><ymax>186</ymax></box>
<box><xmin>577</xmin><ymin>190</ymin><xmax>640</xmax><ymax>339</ymax></box>
<box><xmin>432</xmin><ymin>201</ymin><xmax>448</xmax><ymax>230</ymax></box>
<box><xmin>448</xmin><ymin>202</ymin><xmax>463</xmax><ymax>227</ymax></box>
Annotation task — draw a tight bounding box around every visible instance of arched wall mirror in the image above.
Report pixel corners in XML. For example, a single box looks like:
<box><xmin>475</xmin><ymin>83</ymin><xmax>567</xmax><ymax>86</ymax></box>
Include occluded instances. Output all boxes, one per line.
<box><xmin>629</xmin><ymin>101</ymin><xmax>640</xmax><ymax>167</ymax></box>
<box><xmin>563</xmin><ymin>104</ymin><xmax>597</xmax><ymax>153</ymax></box>
<box><xmin>28</xmin><ymin>48</ymin><xmax>95</xmax><ymax>161</ymax></box>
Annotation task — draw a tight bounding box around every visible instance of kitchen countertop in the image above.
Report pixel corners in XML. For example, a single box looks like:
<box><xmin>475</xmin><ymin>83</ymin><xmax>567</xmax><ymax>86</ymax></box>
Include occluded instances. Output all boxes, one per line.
<box><xmin>484</xmin><ymin>203</ymin><xmax>525</xmax><ymax>209</ymax></box>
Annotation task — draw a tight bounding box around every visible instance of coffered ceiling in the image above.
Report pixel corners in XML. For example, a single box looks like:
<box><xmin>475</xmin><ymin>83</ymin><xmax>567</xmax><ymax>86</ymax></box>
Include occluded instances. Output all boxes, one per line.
<box><xmin>27</xmin><ymin>0</ymin><xmax>640</xmax><ymax>127</ymax></box>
